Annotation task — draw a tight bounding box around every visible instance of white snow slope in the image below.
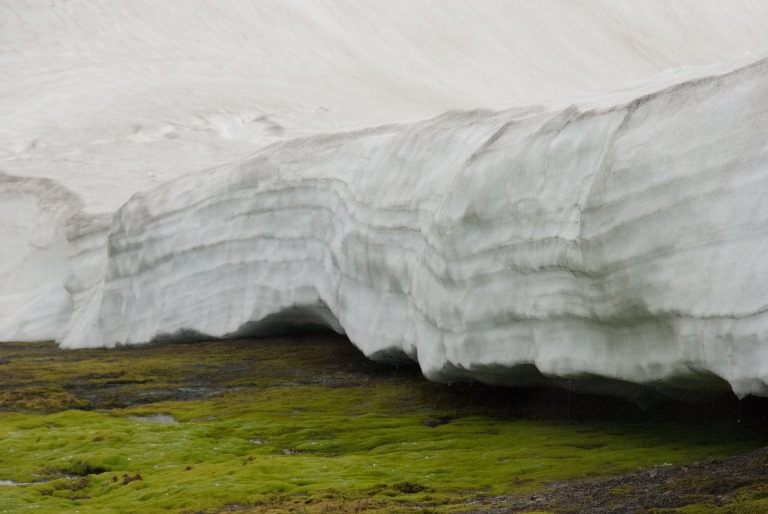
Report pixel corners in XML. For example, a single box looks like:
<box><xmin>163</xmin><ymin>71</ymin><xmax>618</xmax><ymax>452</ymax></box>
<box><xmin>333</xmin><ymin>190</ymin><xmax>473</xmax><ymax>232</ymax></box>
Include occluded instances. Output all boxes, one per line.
<box><xmin>2</xmin><ymin>1</ymin><xmax>768</xmax><ymax>398</ymax></box>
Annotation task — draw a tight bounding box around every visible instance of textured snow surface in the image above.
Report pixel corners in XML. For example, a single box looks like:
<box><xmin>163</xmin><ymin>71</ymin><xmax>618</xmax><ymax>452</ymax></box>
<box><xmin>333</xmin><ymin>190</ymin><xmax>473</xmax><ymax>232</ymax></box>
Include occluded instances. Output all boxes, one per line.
<box><xmin>2</xmin><ymin>1</ymin><xmax>768</xmax><ymax>397</ymax></box>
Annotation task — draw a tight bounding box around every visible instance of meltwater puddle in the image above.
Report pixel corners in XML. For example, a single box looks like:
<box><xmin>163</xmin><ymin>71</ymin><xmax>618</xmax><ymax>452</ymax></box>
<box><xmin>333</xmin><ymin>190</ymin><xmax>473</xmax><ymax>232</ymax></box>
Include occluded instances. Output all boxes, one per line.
<box><xmin>127</xmin><ymin>414</ymin><xmax>179</xmax><ymax>424</ymax></box>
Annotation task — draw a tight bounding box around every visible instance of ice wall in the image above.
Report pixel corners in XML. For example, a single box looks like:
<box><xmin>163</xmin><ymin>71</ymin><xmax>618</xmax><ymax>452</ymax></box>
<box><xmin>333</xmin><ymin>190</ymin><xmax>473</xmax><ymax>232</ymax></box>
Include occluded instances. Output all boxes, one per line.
<box><xmin>43</xmin><ymin>56</ymin><xmax>768</xmax><ymax>398</ymax></box>
<box><xmin>0</xmin><ymin>175</ymin><xmax>75</xmax><ymax>340</ymax></box>
<box><xmin>0</xmin><ymin>174</ymin><xmax>109</xmax><ymax>342</ymax></box>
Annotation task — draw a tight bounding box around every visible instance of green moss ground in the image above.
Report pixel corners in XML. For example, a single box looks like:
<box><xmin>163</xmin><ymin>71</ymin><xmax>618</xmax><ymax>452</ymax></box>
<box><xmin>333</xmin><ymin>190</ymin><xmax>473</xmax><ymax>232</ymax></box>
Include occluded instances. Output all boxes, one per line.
<box><xmin>0</xmin><ymin>335</ymin><xmax>766</xmax><ymax>513</ymax></box>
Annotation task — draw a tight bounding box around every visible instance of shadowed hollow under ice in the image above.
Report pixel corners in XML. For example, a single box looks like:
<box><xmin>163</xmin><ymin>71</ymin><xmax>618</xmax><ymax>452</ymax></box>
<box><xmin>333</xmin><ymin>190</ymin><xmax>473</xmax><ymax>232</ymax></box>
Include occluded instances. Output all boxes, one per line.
<box><xmin>2</xmin><ymin>1</ymin><xmax>768</xmax><ymax>398</ymax></box>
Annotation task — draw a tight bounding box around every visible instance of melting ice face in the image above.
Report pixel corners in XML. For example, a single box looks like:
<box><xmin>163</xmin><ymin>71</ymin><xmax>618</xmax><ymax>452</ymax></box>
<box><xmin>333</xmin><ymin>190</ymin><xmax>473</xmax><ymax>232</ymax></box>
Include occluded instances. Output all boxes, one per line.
<box><xmin>2</xmin><ymin>1</ymin><xmax>768</xmax><ymax>399</ymax></box>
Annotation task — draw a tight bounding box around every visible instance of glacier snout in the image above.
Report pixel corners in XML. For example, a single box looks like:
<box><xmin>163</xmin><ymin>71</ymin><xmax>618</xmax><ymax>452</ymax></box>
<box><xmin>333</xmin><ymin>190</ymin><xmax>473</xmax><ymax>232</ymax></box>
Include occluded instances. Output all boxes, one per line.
<box><xmin>12</xmin><ymin>57</ymin><xmax>768</xmax><ymax>399</ymax></box>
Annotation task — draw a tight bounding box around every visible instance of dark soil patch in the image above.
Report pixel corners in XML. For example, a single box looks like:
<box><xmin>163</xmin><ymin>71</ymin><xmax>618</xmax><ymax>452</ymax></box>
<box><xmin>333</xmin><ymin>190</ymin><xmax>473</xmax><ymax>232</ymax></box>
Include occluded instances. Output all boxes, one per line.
<box><xmin>462</xmin><ymin>446</ymin><xmax>768</xmax><ymax>513</ymax></box>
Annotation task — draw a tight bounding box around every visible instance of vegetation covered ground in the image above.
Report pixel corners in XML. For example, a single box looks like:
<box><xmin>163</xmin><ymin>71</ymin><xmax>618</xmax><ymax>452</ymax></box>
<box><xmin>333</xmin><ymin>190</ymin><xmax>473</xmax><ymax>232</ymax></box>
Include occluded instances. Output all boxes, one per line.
<box><xmin>0</xmin><ymin>334</ymin><xmax>766</xmax><ymax>513</ymax></box>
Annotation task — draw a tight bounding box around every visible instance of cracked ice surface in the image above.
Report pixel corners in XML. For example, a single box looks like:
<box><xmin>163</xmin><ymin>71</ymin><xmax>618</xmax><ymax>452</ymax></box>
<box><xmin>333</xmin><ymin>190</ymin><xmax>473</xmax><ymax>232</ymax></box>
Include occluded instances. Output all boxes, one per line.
<box><xmin>2</xmin><ymin>1</ymin><xmax>768</xmax><ymax>398</ymax></box>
